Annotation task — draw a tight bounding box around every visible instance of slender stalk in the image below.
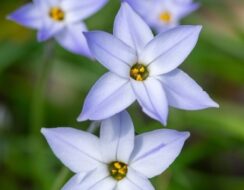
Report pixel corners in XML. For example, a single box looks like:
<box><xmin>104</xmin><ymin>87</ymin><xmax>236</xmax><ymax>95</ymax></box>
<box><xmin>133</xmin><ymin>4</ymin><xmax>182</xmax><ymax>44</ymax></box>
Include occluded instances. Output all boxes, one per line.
<box><xmin>51</xmin><ymin>167</ymin><xmax>70</xmax><ymax>190</ymax></box>
<box><xmin>30</xmin><ymin>41</ymin><xmax>55</xmax><ymax>134</ymax></box>
<box><xmin>29</xmin><ymin>41</ymin><xmax>55</xmax><ymax>189</ymax></box>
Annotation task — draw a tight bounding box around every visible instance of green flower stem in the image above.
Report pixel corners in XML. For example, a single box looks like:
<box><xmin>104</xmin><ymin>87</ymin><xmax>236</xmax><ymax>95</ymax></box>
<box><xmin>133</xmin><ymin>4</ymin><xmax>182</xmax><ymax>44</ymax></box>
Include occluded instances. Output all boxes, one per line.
<box><xmin>29</xmin><ymin>41</ymin><xmax>55</xmax><ymax>189</ymax></box>
<box><xmin>30</xmin><ymin>41</ymin><xmax>55</xmax><ymax>135</ymax></box>
<box><xmin>51</xmin><ymin>167</ymin><xmax>70</xmax><ymax>190</ymax></box>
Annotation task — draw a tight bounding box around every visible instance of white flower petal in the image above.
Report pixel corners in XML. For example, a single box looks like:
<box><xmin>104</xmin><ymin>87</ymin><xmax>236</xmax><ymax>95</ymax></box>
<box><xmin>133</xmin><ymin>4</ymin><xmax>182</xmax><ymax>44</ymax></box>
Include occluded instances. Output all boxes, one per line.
<box><xmin>62</xmin><ymin>0</ymin><xmax>108</xmax><ymax>22</ymax></box>
<box><xmin>33</xmin><ymin>0</ymin><xmax>49</xmax><ymax>11</ymax></box>
<box><xmin>131</xmin><ymin>78</ymin><xmax>168</xmax><ymax>125</ymax></box>
<box><xmin>46</xmin><ymin>0</ymin><xmax>59</xmax><ymax>6</ymax></box>
<box><xmin>76</xmin><ymin>166</ymin><xmax>110</xmax><ymax>189</ymax></box>
<box><xmin>159</xmin><ymin>69</ymin><xmax>219</xmax><ymax>110</ymax></box>
<box><xmin>84</xmin><ymin>31</ymin><xmax>137</xmax><ymax>78</ymax></box>
<box><xmin>89</xmin><ymin>177</ymin><xmax>117</xmax><ymax>190</ymax></box>
<box><xmin>41</xmin><ymin>127</ymin><xmax>103</xmax><ymax>173</ymax></box>
<box><xmin>55</xmin><ymin>22</ymin><xmax>92</xmax><ymax>57</ymax></box>
<box><xmin>100</xmin><ymin>111</ymin><xmax>135</xmax><ymax>163</ymax></box>
<box><xmin>114</xmin><ymin>2</ymin><xmax>154</xmax><ymax>55</ymax></box>
<box><xmin>176</xmin><ymin>3</ymin><xmax>200</xmax><ymax>19</ymax></box>
<box><xmin>62</xmin><ymin>173</ymin><xmax>87</xmax><ymax>190</ymax></box>
<box><xmin>126</xmin><ymin>168</ymin><xmax>155</xmax><ymax>190</ymax></box>
<box><xmin>7</xmin><ymin>3</ymin><xmax>42</xmax><ymax>29</ymax></box>
<box><xmin>38</xmin><ymin>18</ymin><xmax>64</xmax><ymax>41</ymax></box>
<box><xmin>140</xmin><ymin>25</ymin><xmax>202</xmax><ymax>75</ymax></box>
<box><xmin>130</xmin><ymin>129</ymin><xmax>190</xmax><ymax>178</ymax></box>
<box><xmin>78</xmin><ymin>72</ymin><xmax>136</xmax><ymax>121</ymax></box>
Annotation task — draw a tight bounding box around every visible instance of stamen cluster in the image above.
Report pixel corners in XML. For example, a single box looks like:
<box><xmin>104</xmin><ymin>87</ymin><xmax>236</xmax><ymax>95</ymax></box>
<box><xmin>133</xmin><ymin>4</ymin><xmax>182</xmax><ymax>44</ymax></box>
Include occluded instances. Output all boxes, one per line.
<box><xmin>109</xmin><ymin>161</ymin><xmax>128</xmax><ymax>181</ymax></box>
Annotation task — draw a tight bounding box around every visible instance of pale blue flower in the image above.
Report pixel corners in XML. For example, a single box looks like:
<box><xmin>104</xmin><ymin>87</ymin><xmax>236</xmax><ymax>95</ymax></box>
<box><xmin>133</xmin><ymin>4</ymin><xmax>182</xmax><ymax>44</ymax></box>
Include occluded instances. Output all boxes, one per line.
<box><xmin>124</xmin><ymin>0</ymin><xmax>200</xmax><ymax>32</ymax></box>
<box><xmin>7</xmin><ymin>0</ymin><xmax>108</xmax><ymax>57</ymax></box>
<box><xmin>77</xmin><ymin>3</ymin><xmax>218</xmax><ymax>125</ymax></box>
<box><xmin>42</xmin><ymin>111</ymin><xmax>190</xmax><ymax>190</ymax></box>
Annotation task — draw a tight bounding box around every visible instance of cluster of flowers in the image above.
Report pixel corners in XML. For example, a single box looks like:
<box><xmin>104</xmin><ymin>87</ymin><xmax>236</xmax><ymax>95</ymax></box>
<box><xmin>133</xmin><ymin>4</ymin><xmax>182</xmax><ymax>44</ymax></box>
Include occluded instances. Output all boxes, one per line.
<box><xmin>8</xmin><ymin>0</ymin><xmax>218</xmax><ymax>189</ymax></box>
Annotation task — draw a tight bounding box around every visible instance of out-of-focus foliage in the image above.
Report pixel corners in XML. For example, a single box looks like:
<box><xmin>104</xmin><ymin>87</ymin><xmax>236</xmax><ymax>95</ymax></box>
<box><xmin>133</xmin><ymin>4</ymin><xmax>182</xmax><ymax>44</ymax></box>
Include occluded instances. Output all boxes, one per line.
<box><xmin>0</xmin><ymin>0</ymin><xmax>244</xmax><ymax>190</ymax></box>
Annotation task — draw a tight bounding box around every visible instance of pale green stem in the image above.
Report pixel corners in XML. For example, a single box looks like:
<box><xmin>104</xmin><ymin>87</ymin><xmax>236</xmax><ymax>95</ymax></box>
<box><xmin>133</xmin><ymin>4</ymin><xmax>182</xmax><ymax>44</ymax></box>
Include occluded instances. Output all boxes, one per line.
<box><xmin>51</xmin><ymin>167</ymin><xmax>70</xmax><ymax>190</ymax></box>
<box><xmin>30</xmin><ymin>41</ymin><xmax>55</xmax><ymax>135</ymax></box>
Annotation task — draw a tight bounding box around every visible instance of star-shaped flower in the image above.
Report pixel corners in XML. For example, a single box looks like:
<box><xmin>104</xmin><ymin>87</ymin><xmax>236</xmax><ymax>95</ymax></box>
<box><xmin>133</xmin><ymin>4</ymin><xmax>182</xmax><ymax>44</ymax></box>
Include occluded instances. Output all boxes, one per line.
<box><xmin>42</xmin><ymin>111</ymin><xmax>190</xmax><ymax>190</ymax></box>
<box><xmin>124</xmin><ymin>0</ymin><xmax>200</xmax><ymax>32</ymax></box>
<box><xmin>7</xmin><ymin>0</ymin><xmax>108</xmax><ymax>57</ymax></box>
<box><xmin>77</xmin><ymin>3</ymin><xmax>218</xmax><ymax>125</ymax></box>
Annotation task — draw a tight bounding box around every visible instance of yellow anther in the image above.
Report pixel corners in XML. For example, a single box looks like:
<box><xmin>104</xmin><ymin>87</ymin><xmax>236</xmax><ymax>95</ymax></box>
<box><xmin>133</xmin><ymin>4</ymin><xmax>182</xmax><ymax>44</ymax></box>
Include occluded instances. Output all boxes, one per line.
<box><xmin>136</xmin><ymin>75</ymin><xmax>143</xmax><ymax>81</ymax></box>
<box><xmin>118</xmin><ymin>168</ymin><xmax>126</xmax><ymax>175</ymax></box>
<box><xmin>130</xmin><ymin>63</ymin><xmax>149</xmax><ymax>81</ymax></box>
<box><xmin>49</xmin><ymin>7</ymin><xmax>65</xmax><ymax>21</ymax></box>
<box><xmin>159</xmin><ymin>11</ymin><xmax>171</xmax><ymax>23</ymax></box>
<box><xmin>109</xmin><ymin>161</ymin><xmax>128</xmax><ymax>181</ymax></box>
<box><xmin>131</xmin><ymin>68</ymin><xmax>139</xmax><ymax>75</ymax></box>
<box><xmin>114</xmin><ymin>162</ymin><xmax>122</xmax><ymax>169</ymax></box>
<box><xmin>139</xmin><ymin>67</ymin><xmax>145</xmax><ymax>72</ymax></box>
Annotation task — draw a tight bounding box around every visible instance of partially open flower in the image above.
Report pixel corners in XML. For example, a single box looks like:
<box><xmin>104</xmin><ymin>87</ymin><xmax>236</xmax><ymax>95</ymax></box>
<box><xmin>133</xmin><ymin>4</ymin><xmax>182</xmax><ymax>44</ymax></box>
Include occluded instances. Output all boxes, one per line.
<box><xmin>7</xmin><ymin>0</ymin><xmax>108</xmax><ymax>57</ymax></box>
<box><xmin>125</xmin><ymin>0</ymin><xmax>200</xmax><ymax>32</ymax></box>
<box><xmin>42</xmin><ymin>111</ymin><xmax>190</xmax><ymax>190</ymax></box>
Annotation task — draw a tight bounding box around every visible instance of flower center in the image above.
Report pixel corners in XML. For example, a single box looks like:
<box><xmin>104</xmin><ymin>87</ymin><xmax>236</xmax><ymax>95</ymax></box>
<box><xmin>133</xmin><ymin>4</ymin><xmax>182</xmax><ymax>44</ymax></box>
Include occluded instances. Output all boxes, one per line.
<box><xmin>130</xmin><ymin>63</ymin><xmax>149</xmax><ymax>81</ymax></box>
<box><xmin>159</xmin><ymin>11</ymin><xmax>171</xmax><ymax>23</ymax></box>
<box><xmin>49</xmin><ymin>7</ymin><xmax>65</xmax><ymax>21</ymax></box>
<box><xmin>109</xmin><ymin>161</ymin><xmax>128</xmax><ymax>181</ymax></box>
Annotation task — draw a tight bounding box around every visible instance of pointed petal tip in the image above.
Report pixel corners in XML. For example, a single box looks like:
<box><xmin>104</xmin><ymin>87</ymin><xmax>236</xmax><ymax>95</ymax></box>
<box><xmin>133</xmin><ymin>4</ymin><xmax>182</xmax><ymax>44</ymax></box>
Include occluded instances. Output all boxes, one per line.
<box><xmin>210</xmin><ymin>101</ymin><xmax>220</xmax><ymax>108</ymax></box>
<box><xmin>6</xmin><ymin>13</ymin><xmax>20</xmax><ymax>22</ymax></box>
<box><xmin>41</xmin><ymin>128</ymin><xmax>48</xmax><ymax>135</ymax></box>
<box><xmin>77</xmin><ymin>113</ymin><xmax>88</xmax><ymax>122</ymax></box>
<box><xmin>6</xmin><ymin>14</ymin><xmax>13</xmax><ymax>21</ymax></box>
<box><xmin>196</xmin><ymin>25</ymin><xmax>203</xmax><ymax>32</ymax></box>
<box><xmin>183</xmin><ymin>131</ymin><xmax>191</xmax><ymax>139</ymax></box>
<box><xmin>203</xmin><ymin>98</ymin><xmax>219</xmax><ymax>109</ymax></box>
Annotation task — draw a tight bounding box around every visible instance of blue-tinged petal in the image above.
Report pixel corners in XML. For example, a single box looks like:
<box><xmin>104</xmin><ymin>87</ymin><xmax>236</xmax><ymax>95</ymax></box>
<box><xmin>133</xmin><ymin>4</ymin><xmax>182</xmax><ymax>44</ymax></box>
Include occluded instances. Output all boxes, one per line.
<box><xmin>86</xmin><ymin>177</ymin><xmax>116</xmax><ymax>190</ymax></box>
<box><xmin>62</xmin><ymin>173</ymin><xmax>87</xmax><ymax>190</ymax></box>
<box><xmin>33</xmin><ymin>0</ymin><xmax>49</xmax><ymax>11</ymax></box>
<box><xmin>131</xmin><ymin>77</ymin><xmax>168</xmax><ymax>125</ymax></box>
<box><xmin>73</xmin><ymin>166</ymin><xmax>111</xmax><ymax>189</ymax></box>
<box><xmin>7</xmin><ymin>3</ymin><xmax>42</xmax><ymax>29</ymax></box>
<box><xmin>129</xmin><ymin>129</ymin><xmax>190</xmax><ymax>178</ymax></box>
<box><xmin>116</xmin><ymin>178</ymin><xmax>140</xmax><ymax>190</ymax></box>
<box><xmin>100</xmin><ymin>111</ymin><xmax>134</xmax><ymax>163</ymax></box>
<box><xmin>47</xmin><ymin>0</ymin><xmax>60</xmax><ymax>6</ymax></box>
<box><xmin>158</xmin><ymin>69</ymin><xmax>219</xmax><ymax>110</ymax></box>
<box><xmin>62</xmin><ymin>0</ymin><xmax>108</xmax><ymax>22</ymax></box>
<box><xmin>34</xmin><ymin>0</ymin><xmax>59</xmax><ymax>7</ymax></box>
<box><xmin>125</xmin><ymin>168</ymin><xmax>155</xmax><ymax>190</ymax></box>
<box><xmin>78</xmin><ymin>72</ymin><xmax>136</xmax><ymax>121</ymax></box>
<box><xmin>41</xmin><ymin>127</ymin><xmax>104</xmax><ymax>173</ymax></box>
<box><xmin>116</xmin><ymin>170</ymin><xmax>154</xmax><ymax>190</ymax></box>
<box><xmin>140</xmin><ymin>25</ymin><xmax>202</xmax><ymax>75</ymax></box>
<box><xmin>84</xmin><ymin>31</ymin><xmax>137</xmax><ymax>78</ymax></box>
<box><xmin>124</xmin><ymin>0</ymin><xmax>156</xmax><ymax>16</ymax></box>
<box><xmin>175</xmin><ymin>2</ymin><xmax>200</xmax><ymax>19</ymax></box>
<box><xmin>38</xmin><ymin>18</ymin><xmax>64</xmax><ymax>41</ymax></box>
<box><xmin>113</xmin><ymin>2</ymin><xmax>154</xmax><ymax>55</ymax></box>
<box><xmin>55</xmin><ymin>22</ymin><xmax>92</xmax><ymax>58</ymax></box>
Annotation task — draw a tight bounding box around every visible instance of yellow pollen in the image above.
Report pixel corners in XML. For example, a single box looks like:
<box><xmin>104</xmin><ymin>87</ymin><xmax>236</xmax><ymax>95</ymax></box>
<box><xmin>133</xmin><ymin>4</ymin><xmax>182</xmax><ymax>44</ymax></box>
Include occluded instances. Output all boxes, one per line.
<box><xmin>159</xmin><ymin>11</ymin><xmax>171</xmax><ymax>23</ymax></box>
<box><xmin>49</xmin><ymin>7</ymin><xmax>65</xmax><ymax>21</ymax></box>
<box><xmin>130</xmin><ymin>63</ymin><xmax>149</xmax><ymax>81</ymax></box>
<box><xmin>109</xmin><ymin>161</ymin><xmax>128</xmax><ymax>181</ymax></box>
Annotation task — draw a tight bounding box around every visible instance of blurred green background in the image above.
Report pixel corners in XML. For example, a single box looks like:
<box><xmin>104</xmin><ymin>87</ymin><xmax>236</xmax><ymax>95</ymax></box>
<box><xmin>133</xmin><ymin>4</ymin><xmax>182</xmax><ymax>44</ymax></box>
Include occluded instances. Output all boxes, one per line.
<box><xmin>0</xmin><ymin>0</ymin><xmax>244</xmax><ymax>189</ymax></box>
